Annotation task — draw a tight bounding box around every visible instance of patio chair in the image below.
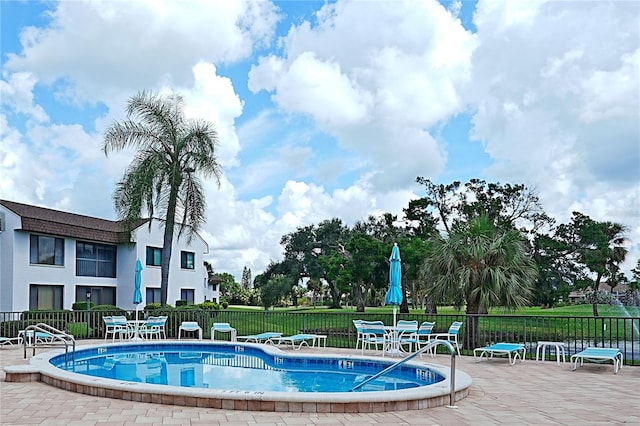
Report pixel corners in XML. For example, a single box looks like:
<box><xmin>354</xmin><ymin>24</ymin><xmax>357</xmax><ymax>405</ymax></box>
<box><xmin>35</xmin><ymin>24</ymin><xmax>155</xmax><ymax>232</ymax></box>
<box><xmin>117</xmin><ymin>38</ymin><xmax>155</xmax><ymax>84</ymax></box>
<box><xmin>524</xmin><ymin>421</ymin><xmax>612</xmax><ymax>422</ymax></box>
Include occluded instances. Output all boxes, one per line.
<box><xmin>352</xmin><ymin>319</ymin><xmax>364</xmax><ymax>350</ymax></box>
<box><xmin>395</xmin><ymin>320</ymin><xmax>419</xmax><ymax>353</ymax></box>
<box><xmin>236</xmin><ymin>332</ymin><xmax>283</xmax><ymax>344</ymax></box>
<box><xmin>140</xmin><ymin>316</ymin><xmax>166</xmax><ymax>340</ymax></box>
<box><xmin>211</xmin><ymin>323</ymin><xmax>237</xmax><ymax>341</ymax></box>
<box><xmin>431</xmin><ymin>321</ymin><xmax>463</xmax><ymax>355</ymax></box>
<box><xmin>178</xmin><ymin>321</ymin><xmax>202</xmax><ymax>340</ymax></box>
<box><xmin>402</xmin><ymin>321</ymin><xmax>435</xmax><ymax>357</ymax></box>
<box><xmin>473</xmin><ymin>343</ymin><xmax>526</xmax><ymax>365</ymax></box>
<box><xmin>103</xmin><ymin>316</ymin><xmax>129</xmax><ymax>341</ymax></box>
<box><xmin>571</xmin><ymin>347</ymin><xmax>624</xmax><ymax>374</ymax></box>
<box><xmin>359</xmin><ymin>320</ymin><xmax>387</xmax><ymax>355</ymax></box>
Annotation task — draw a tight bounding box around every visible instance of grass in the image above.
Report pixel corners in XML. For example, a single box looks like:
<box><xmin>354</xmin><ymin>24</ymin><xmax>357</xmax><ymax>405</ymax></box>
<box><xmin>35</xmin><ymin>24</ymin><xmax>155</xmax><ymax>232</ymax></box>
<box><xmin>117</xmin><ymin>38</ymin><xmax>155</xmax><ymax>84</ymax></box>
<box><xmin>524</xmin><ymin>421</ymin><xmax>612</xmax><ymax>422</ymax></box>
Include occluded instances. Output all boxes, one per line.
<box><xmin>229</xmin><ymin>304</ymin><xmax>640</xmax><ymax>317</ymax></box>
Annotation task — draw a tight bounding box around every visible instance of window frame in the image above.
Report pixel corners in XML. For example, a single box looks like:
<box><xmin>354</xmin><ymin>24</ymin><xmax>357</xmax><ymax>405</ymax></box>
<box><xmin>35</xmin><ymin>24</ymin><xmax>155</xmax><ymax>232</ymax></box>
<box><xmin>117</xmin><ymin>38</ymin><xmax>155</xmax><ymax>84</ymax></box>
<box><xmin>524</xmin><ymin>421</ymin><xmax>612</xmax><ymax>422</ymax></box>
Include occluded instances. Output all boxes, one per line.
<box><xmin>181</xmin><ymin>251</ymin><xmax>195</xmax><ymax>270</ymax></box>
<box><xmin>76</xmin><ymin>241</ymin><xmax>117</xmax><ymax>278</ymax></box>
<box><xmin>30</xmin><ymin>234</ymin><xmax>65</xmax><ymax>266</ymax></box>
<box><xmin>180</xmin><ymin>288</ymin><xmax>195</xmax><ymax>305</ymax></box>
<box><xmin>146</xmin><ymin>246</ymin><xmax>162</xmax><ymax>267</ymax></box>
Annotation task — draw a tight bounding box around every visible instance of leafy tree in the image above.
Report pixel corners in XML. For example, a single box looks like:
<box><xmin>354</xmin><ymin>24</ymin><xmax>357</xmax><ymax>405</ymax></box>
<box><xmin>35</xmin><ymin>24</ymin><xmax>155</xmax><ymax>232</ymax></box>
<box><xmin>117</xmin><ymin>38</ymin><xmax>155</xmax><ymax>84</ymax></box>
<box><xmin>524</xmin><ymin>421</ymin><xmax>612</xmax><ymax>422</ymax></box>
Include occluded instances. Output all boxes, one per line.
<box><xmin>555</xmin><ymin>212</ymin><xmax>628</xmax><ymax>316</ymax></box>
<box><xmin>260</xmin><ymin>275</ymin><xmax>290</xmax><ymax>310</ymax></box>
<box><xmin>414</xmin><ymin>177</ymin><xmax>552</xmax><ymax>235</ymax></box>
<box><xmin>396</xmin><ymin>236</ymin><xmax>432</xmax><ymax>312</ymax></box>
<box><xmin>103</xmin><ymin>90</ymin><xmax>222</xmax><ymax>306</ymax></box>
<box><xmin>421</xmin><ymin>215</ymin><xmax>538</xmax><ymax>348</ymax></box>
<box><xmin>217</xmin><ymin>272</ymin><xmax>248</xmax><ymax>305</ymax></box>
<box><xmin>279</xmin><ymin>219</ymin><xmax>350</xmax><ymax>308</ymax></box>
<box><xmin>320</xmin><ymin>231</ymin><xmax>386</xmax><ymax>312</ymax></box>
<box><xmin>531</xmin><ymin>234</ymin><xmax>574</xmax><ymax>308</ymax></box>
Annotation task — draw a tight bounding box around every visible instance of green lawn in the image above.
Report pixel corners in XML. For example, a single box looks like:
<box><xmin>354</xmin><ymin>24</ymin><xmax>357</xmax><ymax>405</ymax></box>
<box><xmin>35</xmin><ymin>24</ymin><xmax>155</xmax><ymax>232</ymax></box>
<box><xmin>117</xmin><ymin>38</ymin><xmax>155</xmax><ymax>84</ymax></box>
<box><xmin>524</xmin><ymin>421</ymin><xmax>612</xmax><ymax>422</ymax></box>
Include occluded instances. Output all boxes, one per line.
<box><xmin>229</xmin><ymin>304</ymin><xmax>640</xmax><ymax>317</ymax></box>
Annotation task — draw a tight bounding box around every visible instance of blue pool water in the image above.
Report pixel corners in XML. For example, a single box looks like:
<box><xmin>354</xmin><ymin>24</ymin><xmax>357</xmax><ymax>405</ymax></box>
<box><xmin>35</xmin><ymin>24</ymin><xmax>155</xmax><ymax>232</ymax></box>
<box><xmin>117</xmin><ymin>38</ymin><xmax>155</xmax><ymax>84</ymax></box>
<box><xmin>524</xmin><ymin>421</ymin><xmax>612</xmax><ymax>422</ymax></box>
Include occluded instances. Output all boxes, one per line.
<box><xmin>49</xmin><ymin>342</ymin><xmax>444</xmax><ymax>393</ymax></box>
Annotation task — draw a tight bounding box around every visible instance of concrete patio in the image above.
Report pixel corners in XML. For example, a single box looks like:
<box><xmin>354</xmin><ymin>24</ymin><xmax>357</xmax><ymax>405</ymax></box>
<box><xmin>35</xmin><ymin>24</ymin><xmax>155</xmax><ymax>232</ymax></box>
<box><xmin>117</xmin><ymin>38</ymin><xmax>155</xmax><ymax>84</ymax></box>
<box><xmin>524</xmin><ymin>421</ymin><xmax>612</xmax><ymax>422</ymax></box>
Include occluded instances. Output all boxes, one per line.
<box><xmin>1</xmin><ymin>340</ymin><xmax>638</xmax><ymax>425</ymax></box>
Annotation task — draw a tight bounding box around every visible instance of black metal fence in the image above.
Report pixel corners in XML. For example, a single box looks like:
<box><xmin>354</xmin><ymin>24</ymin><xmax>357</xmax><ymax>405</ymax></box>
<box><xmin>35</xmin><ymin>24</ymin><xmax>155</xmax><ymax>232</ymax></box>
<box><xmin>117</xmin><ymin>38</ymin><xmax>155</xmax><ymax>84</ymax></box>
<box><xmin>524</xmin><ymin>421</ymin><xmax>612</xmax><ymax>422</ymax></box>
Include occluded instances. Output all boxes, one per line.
<box><xmin>1</xmin><ymin>310</ymin><xmax>638</xmax><ymax>365</ymax></box>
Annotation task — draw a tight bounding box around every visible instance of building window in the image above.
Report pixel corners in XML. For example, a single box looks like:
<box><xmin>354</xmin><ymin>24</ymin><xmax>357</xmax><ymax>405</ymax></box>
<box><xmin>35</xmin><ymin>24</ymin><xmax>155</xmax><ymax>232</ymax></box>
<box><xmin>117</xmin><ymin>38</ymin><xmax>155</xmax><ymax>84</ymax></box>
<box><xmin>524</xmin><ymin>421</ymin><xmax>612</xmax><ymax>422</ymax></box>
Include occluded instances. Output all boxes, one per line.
<box><xmin>180</xmin><ymin>289</ymin><xmax>195</xmax><ymax>305</ymax></box>
<box><xmin>29</xmin><ymin>284</ymin><xmax>63</xmax><ymax>310</ymax></box>
<box><xmin>146</xmin><ymin>288</ymin><xmax>161</xmax><ymax>304</ymax></box>
<box><xmin>76</xmin><ymin>242</ymin><xmax>116</xmax><ymax>277</ymax></box>
<box><xmin>146</xmin><ymin>246</ymin><xmax>162</xmax><ymax>266</ymax></box>
<box><xmin>181</xmin><ymin>251</ymin><xmax>195</xmax><ymax>269</ymax></box>
<box><xmin>30</xmin><ymin>235</ymin><xmax>64</xmax><ymax>266</ymax></box>
<box><xmin>76</xmin><ymin>286</ymin><xmax>116</xmax><ymax>306</ymax></box>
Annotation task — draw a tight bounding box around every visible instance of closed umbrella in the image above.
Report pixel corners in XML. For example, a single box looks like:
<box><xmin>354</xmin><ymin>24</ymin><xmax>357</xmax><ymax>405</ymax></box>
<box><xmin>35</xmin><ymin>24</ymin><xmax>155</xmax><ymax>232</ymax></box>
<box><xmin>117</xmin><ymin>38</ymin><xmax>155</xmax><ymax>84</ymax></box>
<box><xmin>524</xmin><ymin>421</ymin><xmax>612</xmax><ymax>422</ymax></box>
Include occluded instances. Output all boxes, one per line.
<box><xmin>132</xmin><ymin>259</ymin><xmax>143</xmax><ymax>340</ymax></box>
<box><xmin>385</xmin><ymin>243</ymin><xmax>403</xmax><ymax>327</ymax></box>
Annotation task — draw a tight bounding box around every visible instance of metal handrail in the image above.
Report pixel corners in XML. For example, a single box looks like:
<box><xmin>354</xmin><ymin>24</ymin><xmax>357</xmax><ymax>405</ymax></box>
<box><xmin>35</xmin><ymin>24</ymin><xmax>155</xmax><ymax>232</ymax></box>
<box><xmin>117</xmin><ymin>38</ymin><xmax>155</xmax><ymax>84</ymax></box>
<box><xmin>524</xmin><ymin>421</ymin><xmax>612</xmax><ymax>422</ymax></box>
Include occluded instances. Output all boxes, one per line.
<box><xmin>349</xmin><ymin>340</ymin><xmax>458</xmax><ymax>407</ymax></box>
<box><xmin>23</xmin><ymin>322</ymin><xmax>76</xmax><ymax>364</ymax></box>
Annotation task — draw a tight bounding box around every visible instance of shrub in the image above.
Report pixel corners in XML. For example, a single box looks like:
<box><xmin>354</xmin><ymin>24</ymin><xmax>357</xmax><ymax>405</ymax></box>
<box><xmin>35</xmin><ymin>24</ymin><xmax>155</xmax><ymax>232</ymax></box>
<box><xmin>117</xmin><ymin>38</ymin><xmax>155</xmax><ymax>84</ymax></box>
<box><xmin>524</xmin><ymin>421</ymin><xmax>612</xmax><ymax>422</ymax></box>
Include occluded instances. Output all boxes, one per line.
<box><xmin>72</xmin><ymin>301</ymin><xmax>95</xmax><ymax>311</ymax></box>
<box><xmin>145</xmin><ymin>303</ymin><xmax>162</xmax><ymax>310</ymax></box>
<box><xmin>67</xmin><ymin>322</ymin><xmax>92</xmax><ymax>338</ymax></box>
<box><xmin>92</xmin><ymin>304</ymin><xmax>127</xmax><ymax>314</ymax></box>
<box><xmin>199</xmin><ymin>301</ymin><xmax>219</xmax><ymax>310</ymax></box>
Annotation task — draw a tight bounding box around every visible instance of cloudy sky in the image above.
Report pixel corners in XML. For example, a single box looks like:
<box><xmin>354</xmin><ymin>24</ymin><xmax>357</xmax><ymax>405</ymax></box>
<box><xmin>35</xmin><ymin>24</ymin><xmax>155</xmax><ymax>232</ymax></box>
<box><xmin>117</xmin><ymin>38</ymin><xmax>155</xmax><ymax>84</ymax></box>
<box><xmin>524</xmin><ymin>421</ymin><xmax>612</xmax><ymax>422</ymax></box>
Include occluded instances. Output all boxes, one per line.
<box><xmin>1</xmin><ymin>0</ymin><xmax>638</xmax><ymax>281</ymax></box>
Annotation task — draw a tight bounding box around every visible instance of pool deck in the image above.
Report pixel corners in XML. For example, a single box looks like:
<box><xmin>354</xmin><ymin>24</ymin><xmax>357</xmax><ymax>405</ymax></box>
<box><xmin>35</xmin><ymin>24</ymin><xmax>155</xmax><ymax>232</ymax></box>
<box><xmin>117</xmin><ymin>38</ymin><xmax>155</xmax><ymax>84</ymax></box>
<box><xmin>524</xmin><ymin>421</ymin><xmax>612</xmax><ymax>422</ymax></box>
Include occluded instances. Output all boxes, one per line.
<box><xmin>1</xmin><ymin>340</ymin><xmax>639</xmax><ymax>425</ymax></box>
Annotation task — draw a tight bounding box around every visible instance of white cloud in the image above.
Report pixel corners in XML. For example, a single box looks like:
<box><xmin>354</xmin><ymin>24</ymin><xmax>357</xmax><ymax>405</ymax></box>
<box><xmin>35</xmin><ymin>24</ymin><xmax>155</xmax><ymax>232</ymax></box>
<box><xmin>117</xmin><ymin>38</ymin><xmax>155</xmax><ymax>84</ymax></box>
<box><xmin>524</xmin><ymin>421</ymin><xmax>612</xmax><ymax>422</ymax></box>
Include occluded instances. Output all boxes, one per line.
<box><xmin>5</xmin><ymin>0</ymin><xmax>280</xmax><ymax>104</ymax></box>
<box><xmin>468</xmin><ymin>0</ymin><xmax>640</xmax><ymax>272</ymax></box>
<box><xmin>0</xmin><ymin>72</ymin><xmax>49</xmax><ymax>122</ymax></box>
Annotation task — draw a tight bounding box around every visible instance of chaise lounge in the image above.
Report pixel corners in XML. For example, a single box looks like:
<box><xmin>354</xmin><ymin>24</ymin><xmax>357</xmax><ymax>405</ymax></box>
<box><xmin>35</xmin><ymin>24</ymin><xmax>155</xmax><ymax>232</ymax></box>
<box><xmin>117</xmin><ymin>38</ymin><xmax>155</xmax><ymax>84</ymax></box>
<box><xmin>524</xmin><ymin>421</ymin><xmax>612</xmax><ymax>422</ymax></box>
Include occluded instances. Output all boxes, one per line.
<box><xmin>570</xmin><ymin>347</ymin><xmax>623</xmax><ymax>374</ymax></box>
<box><xmin>474</xmin><ymin>343</ymin><xmax>526</xmax><ymax>365</ymax></box>
<box><xmin>236</xmin><ymin>332</ymin><xmax>283</xmax><ymax>344</ymax></box>
<box><xmin>273</xmin><ymin>334</ymin><xmax>326</xmax><ymax>350</ymax></box>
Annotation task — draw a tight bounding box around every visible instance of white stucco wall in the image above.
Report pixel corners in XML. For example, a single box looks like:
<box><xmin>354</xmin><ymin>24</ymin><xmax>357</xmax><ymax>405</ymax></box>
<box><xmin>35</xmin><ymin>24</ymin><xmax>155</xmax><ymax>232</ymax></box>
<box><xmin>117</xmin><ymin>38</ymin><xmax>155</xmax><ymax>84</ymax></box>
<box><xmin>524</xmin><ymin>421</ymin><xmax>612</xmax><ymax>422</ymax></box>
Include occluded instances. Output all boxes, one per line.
<box><xmin>0</xmin><ymin>204</ymin><xmax>215</xmax><ymax>311</ymax></box>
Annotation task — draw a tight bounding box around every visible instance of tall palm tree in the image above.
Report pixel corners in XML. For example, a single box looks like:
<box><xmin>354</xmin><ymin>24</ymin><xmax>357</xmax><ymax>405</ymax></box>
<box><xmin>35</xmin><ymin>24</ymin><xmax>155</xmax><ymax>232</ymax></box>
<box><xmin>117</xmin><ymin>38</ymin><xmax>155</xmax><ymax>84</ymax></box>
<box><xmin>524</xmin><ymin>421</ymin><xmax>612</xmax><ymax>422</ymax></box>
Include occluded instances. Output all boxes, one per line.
<box><xmin>103</xmin><ymin>90</ymin><xmax>222</xmax><ymax>306</ymax></box>
<box><xmin>421</xmin><ymin>215</ymin><xmax>538</xmax><ymax>348</ymax></box>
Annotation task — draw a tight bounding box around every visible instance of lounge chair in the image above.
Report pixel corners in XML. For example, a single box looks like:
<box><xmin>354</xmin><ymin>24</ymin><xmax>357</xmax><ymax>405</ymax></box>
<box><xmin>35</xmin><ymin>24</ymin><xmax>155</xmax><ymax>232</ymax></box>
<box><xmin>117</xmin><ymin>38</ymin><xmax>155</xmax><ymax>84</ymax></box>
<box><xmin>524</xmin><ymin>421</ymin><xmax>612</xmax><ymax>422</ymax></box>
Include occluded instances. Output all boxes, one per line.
<box><xmin>571</xmin><ymin>347</ymin><xmax>624</xmax><ymax>374</ymax></box>
<box><xmin>211</xmin><ymin>323</ymin><xmax>237</xmax><ymax>341</ymax></box>
<box><xmin>273</xmin><ymin>334</ymin><xmax>319</xmax><ymax>350</ymax></box>
<box><xmin>178</xmin><ymin>321</ymin><xmax>202</xmax><ymax>340</ymax></box>
<box><xmin>0</xmin><ymin>336</ymin><xmax>22</xmax><ymax>347</ymax></box>
<box><xmin>474</xmin><ymin>343</ymin><xmax>526</xmax><ymax>365</ymax></box>
<box><xmin>236</xmin><ymin>332</ymin><xmax>283</xmax><ymax>344</ymax></box>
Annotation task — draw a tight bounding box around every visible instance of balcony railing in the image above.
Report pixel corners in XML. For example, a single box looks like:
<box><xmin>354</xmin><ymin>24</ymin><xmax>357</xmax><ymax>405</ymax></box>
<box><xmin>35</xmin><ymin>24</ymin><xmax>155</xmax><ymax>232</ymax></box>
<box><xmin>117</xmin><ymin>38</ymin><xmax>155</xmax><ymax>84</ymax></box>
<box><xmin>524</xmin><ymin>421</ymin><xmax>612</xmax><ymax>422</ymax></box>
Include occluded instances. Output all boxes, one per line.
<box><xmin>1</xmin><ymin>310</ymin><xmax>638</xmax><ymax>365</ymax></box>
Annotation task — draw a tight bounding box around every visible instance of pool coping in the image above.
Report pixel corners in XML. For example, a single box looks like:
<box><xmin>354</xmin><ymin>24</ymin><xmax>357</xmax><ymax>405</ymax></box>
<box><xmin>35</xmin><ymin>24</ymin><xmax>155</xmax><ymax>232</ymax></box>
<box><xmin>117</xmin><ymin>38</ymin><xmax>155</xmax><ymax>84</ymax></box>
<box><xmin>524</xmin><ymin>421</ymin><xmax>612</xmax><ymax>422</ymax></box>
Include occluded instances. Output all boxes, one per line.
<box><xmin>7</xmin><ymin>341</ymin><xmax>472</xmax><ymax>413</ymax></box>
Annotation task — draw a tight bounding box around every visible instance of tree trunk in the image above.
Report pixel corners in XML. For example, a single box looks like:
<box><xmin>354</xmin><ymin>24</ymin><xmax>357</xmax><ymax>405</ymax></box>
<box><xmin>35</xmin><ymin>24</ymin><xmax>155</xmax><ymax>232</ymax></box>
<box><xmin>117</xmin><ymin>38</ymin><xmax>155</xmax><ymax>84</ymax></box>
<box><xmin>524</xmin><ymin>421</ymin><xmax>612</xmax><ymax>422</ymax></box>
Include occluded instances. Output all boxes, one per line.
<box><xmin>354</xmin><ymin>283</ymin><xmax>366</xmax><ymax>313</ymax></box>
<box><xmin>592</xmin><ymin>272</ymin><xmax>603</xmax><ymax>317</ymax></box>
<box><xmin>424</xmin><ymin>298</ymin><xmax>438</xmax><ymax>314</ymax></box>
<box><xmin>465</xmin><ymin>298</ymin><xmax>481</xmax><ymax>350</ymax></box>
<box><xmin>326</xmin><ymin>278</ymin><xmax>342</xmax><ymax>308</ymax></box>
<box><xmin>160</xmin><ymin>178</ymin><xmax>180</xmax><ymax>307</ymax></box>
<box><xmin>400</xmin><ymin>280</ymin><xmax>410</xmax><ymax>314</ymax></box>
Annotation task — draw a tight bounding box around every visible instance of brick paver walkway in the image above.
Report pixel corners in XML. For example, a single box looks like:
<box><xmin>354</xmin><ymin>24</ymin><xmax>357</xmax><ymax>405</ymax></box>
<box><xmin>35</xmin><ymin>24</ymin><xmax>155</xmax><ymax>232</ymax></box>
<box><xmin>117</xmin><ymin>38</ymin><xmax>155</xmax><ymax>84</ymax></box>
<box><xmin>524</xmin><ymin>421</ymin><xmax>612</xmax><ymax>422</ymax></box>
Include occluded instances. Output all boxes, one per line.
<box><xmin>1</xmin><ymin>341</ymin><xmax>638</xmax><ymax>425</ymax></box>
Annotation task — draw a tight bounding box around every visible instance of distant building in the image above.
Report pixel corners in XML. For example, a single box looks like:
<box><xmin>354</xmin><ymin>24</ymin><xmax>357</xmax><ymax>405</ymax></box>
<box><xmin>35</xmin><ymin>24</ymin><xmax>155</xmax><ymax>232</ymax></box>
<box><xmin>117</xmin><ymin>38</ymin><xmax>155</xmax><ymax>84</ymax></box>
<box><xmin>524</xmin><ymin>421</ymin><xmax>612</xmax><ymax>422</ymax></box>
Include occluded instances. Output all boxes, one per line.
<box><xmin>568</xmin><ymin>282</ymin><xmax>630</xmax><ymax>304</ymax></box>
<box><xmin>0</xmin><ymin>199</ymin><xmax>219</xmax><ymax>312</ymax></box>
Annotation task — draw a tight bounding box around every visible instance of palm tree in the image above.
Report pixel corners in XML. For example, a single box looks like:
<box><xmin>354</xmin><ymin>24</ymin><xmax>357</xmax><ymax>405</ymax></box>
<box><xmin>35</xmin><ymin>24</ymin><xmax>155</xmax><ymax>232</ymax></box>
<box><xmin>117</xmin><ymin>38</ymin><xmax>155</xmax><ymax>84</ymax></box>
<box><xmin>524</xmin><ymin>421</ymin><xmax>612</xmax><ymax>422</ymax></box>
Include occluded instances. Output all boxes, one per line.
<box><xmin>103</xmin><ymin>90</ymin><xmax>222</xmax><ymax>306</ymax></box>
<box><xmin>421</xmin><ymin>215</ymin><xmax>538</xmax><ymax>348</ymax></box>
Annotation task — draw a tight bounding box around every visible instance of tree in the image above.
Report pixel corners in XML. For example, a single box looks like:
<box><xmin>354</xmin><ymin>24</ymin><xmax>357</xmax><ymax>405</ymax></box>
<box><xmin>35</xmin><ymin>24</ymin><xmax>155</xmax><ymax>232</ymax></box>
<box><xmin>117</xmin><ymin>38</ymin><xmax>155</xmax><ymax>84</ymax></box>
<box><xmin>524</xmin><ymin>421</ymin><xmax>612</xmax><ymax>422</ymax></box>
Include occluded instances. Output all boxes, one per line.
<box><xmin>260</xmin><ymin>275</ymin><xmax>290</xmax><ymax>310</ymax></box>
<box><xmin>241</xmin><ymin>266</ymin><xmax>252</xmax><ymax>290</ymax></box>
<box><xmin>555</xmin><ymin>212</ymin><xmax>628</xmax><ymax>316</ymax></box>
<box><xmin>103</xmin><ymin>90</ymin><xmax>222</xmax><ymax>306</ymax></box>
<box><xmin>421</xmin><ymin>215</ymin><xmax>538</xmax><ymax>348</ymax></box>
<box><xmin>414</xmin><ymin>177</ymin><xmax>553</xmax><ymax>235</ymax></box>
<box><xmin>280</xmin><ymin>219</ymin><xmax>350</xmax><ymax>308</ymax></box>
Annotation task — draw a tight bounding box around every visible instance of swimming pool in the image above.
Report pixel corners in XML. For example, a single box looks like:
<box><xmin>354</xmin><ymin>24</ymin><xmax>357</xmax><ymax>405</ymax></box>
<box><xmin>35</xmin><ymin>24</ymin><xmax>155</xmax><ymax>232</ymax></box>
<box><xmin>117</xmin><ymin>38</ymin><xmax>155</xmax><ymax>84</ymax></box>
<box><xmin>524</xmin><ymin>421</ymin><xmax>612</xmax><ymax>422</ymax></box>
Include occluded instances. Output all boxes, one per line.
<box><xmin>50</xmin><ymin>342</ymin><xmax>442</xmax><ymax>392</ymax></box>
<box><xmin>25</xmin><ymin>341</ymin><xmax>472</xmax><ymax>412</ymax></box>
